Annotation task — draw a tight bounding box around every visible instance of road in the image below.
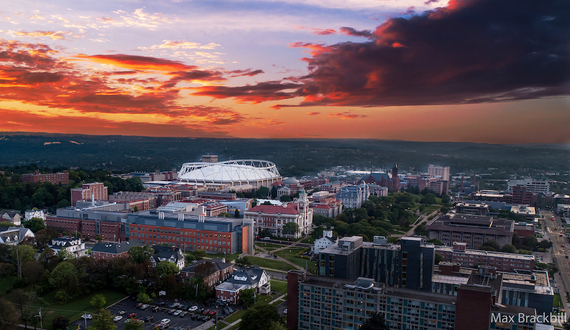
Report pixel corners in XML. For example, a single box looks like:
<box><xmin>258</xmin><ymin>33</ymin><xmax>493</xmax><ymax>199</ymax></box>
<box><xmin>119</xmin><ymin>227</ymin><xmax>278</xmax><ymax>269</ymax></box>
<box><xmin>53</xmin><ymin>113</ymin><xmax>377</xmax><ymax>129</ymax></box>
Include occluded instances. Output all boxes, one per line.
<box><xmin>542</xmin><ymin>210</ymin><xmax>570</xmax><ymax>315</ymax></box>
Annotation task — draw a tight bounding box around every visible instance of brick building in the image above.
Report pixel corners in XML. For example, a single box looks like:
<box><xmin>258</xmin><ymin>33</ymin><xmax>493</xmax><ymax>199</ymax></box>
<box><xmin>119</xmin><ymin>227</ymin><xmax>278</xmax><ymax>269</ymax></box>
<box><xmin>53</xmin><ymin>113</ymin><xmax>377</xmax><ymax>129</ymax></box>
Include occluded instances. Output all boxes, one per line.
<box><xmin>22</xmin><ymin>170</ymin><xmax>69</xmax><ymax>185</ymax></box>
<box><xmin>70</xmin><ymin>182</ymin><xmax>108</xmax><ymax>206</ymax></box>
<box><xmin>436</xmin><ymin>242</ymin><xmax>534</xmax><ymax>273</ymax></box>
<box><xmin>245</xmin><ymin>190</ymin><xmax>312</xmax><ymax>238</ymax></box>
<box><xmin>181</xmin><ymin>258</ymin><xmax>233</xmax><ymax>289</ymax></box>
<box><xmin>91</xmin><ymin>240</ymin><xmax>141</xmax><ymax>260</ymax></box>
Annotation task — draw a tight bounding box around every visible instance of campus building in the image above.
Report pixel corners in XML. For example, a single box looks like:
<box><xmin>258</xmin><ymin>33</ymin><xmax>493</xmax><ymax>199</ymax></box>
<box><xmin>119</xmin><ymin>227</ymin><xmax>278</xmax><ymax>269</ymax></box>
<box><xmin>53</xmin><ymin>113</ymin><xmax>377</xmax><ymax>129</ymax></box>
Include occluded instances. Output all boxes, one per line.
<box><xmin>22</xmin><ymin>170</ymin><xmax>69</xmax><ymax>185</ymax></box>
<box><xmin>436</xmin><ymin>242</ymin><xmax>535</xmax><ymax>273</ymax></box>
<box><xmin>318</xmin><ymin>236</ymin><xmax>435</xmax><ymax>292</ymax></box>
<box><xmin>91</xmin><ymin>240</ymin><xmax>141</xmax><ymax>260</ymax></box>
<box><xmin>426</xmin><ymin>214</ymin><xmax>514</xmax><ymax>249</ymax></box>
<box><xmin>286</xmin><ymin>271</ymin><xmax>538</xmax><ymax>330</ymax></box>
<box><xmin>244</xmin><ymin>190</ymin><xmax>313</xmax><ymax>238</ymax></box>
<box><xmin>71</xmin><ymin>182</ymin><xmax>108</xmax><ymax>206</ymax></box>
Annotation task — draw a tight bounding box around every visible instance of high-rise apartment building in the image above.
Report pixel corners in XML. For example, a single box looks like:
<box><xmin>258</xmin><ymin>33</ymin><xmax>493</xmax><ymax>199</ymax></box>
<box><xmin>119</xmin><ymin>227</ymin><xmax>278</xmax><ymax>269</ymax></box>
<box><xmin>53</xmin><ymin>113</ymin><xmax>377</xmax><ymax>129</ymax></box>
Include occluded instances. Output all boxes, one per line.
<box><xmin>428</xmin><ymin>165</ymin><xmax>450</xmax><ymax>181</ymax></box>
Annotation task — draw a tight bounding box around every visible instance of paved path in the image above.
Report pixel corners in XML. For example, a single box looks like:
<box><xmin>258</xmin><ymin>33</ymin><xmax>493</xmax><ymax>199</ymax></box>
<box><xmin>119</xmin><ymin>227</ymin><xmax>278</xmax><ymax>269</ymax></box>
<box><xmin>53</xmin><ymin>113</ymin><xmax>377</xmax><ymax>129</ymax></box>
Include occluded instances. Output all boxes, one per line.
<box><xmin>255</xmin><ymin>246</ymin><xmax>305</xmax><ymax>272</ymax></box>
<box><xmin>391</xmin><ymin>209</ymin><xmax>440</xmax><ymax>239</ymax></box>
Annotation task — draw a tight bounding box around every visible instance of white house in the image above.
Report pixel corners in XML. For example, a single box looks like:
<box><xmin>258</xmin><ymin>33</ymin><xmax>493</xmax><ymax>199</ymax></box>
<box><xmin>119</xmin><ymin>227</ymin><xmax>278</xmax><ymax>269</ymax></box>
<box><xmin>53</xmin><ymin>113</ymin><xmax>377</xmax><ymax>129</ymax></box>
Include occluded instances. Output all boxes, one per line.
<box><xmin>1</xmin><ymin>211</ymin><xmax>21</xmax><ymax>226</ymax></box>
<box><xmin>215</xmin><ymin>266</ymin><xmax>271</xmax><ymax>304</ymax></box>
<box><xmin>49</xmin><ymin>236</ymin><xmax>87</xmax><ymax>258</ymax></box>
<box><xmin>312</xmin><ymin>230</ymin><xmax>338</xmax><ymax>254</ymax></box>
<box><xmin>25</xmin><ymin>209</ymin><xmax>46</xmax><ymax>221</ymax></box>
<box><xmin>150</xmin><ymin>245</ymin><xmax>185</xmax><ymax>270</ymax></box>
<box><xmin>0</xmin><ymin>227</ymin><xmax>35</xmax><ymax>245</ymax></box>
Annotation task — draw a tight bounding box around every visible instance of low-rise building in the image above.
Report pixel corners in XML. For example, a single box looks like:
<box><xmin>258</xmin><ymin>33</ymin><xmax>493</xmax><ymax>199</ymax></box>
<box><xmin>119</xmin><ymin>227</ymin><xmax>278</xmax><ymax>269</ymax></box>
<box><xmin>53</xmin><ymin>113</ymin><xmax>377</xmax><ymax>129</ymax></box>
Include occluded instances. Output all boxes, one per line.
<box><xmin>0</xmin><ymin>210</ymin><xmax>21</xmax><ymax>226</ymax></box>
<box><xmin>335</xmin><ymin>182</ymin><xmax>370</xmax><ymax>209</ymax></box>
<box><xmin>215</xmin><ymin>266</ymin><xmax>271</xmax><ymax>303</ymax></box>
<box><xmin>0</xmin><ymin>227</ymin><xmax>35</xmax><ymax>245</ymax></box>
<box><xmin>181</xmin><ymin>258</ymin><xmax>233</xmax><ymax>289</ymax></box>
<box><xmin>150</xmin><ymin>245</ymin><xmax>186</xmax><ymax>270</ymax></box>
<box><xmin>22</xmin><ymin>170</ymin><xmax>69</xmax><ymax>185</ymax></box>
<box><xmin>245</xmin><ymin>191</ymin><xmax>312</xmax><ymax>238</ymax></box>
<box><xmin>426</xmin><ymin>214</ymin><xmax>514</xmax><ymax>249</ymax></box>
<box><xmin>49</xmin><ymin>236</ymin><xmax>87</xmax><ymax>258</ymax></box>
<box><xmin>91</xmin><ymin>240</ymin><xmax>141</xmax><ymax>260</ymax></box>
<box><xmin>25</xmin><ymin>209</ymin><xmax>46</xmax><ymax>221</ymax></box>
<box><xmin>71</xmin><ymin>182</ymin><xmax>108</xmax><ymax>206</ymax></box>
<box><xmin>311</xmin><ymin>230</ymin><xmax>338</xmax><ymax>254</ymax></box>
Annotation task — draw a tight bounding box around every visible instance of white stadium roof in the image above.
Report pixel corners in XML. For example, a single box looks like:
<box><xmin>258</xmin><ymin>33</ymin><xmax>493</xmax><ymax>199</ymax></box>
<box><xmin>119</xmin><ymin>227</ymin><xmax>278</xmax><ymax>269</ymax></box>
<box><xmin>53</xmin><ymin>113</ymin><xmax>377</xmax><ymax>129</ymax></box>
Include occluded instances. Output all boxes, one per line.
<box><xmin>178</xmin><ymin>160</ymin><xmax>281</xmax><ymax>183</ymax></box>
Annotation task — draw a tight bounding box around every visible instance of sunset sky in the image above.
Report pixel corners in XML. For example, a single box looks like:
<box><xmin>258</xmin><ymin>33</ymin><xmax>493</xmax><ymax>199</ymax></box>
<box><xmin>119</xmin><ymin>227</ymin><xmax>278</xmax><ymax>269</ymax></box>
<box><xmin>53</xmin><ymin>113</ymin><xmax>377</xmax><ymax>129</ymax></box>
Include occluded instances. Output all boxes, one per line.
<box><xmin>0</xmin><ymin>0</ymin><xmax>568</xmax><ymax>143</ymax></box>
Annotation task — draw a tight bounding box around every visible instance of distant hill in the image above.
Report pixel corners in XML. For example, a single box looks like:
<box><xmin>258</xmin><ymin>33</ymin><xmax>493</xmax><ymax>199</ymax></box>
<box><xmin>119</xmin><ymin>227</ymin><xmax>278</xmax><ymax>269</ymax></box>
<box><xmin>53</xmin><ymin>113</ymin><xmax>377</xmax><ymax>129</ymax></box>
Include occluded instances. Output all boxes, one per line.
<box><xmin>0</xmin><ymin>133</ymin><xmax>568</xmax><ymax>176</ymax></box>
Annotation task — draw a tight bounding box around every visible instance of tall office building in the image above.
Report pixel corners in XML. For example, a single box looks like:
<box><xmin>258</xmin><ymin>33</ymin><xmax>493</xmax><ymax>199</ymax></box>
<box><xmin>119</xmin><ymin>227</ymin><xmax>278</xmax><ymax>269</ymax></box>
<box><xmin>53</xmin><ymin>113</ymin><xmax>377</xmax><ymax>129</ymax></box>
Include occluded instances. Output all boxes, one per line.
<box><xmin>428</xmin><ymin>165</ymin><xmax>450</xmax><ymax>181</ymax></box>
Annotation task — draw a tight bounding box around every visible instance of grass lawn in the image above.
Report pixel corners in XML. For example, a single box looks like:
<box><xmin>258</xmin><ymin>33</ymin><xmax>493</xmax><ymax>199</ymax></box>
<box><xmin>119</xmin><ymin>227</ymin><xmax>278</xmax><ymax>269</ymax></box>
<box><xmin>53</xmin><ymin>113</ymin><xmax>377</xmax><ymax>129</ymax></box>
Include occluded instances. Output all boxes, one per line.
<box><xmin>553</xmin><ymin>293</ymin><xmax>562</xmax><ymax>307</ymax></box>
<box><xmin>424</xmin><ymin>205</ymin><xmax>441</xmax><ymax>214</ymax></box>
<box><xmin>205</xmin><ymin>252</ymin><xmax>242</xmax><ymax>261</ymax></box>
<box><xmin>271</xmin><ymin>280</ymin><xmax>288</xmax><ymax>295</ymax></box>
<box><xmin>38</xmin><ymin>289</ymin><xmax>127</xmax><ymax>330</ymax></box>
<box><xmin>255</xmin><ymin>242</ymin><xmax>287</xmax><ymax>251</ymax></box>
<box><xmin>271</xmin><ymin>248</ymin><xmax>316</xmax><ymax>273</ymax></box>
<box><xmin>224</xmin><ymin>309</ymin><xmax>246</xmax><ymax>323</ymax></box>
<box><xmin>0</xmin><ymin>276</ymin><xmax>19</xmax><ymax>294</ymax></box>
<box><xmin>272</xmin><ymin>247</ymin><xmax>306</xmax><ymax>259</ymax></box>
<box><xmin>226</xmin><ymin>322</ymin><xmax>241</xmax><ymax>330</ymax></box>
<box><xmin>300</xmin><ymin>236</ymin><xmax>315</xmax><ymax>244</ymax></box>
<box><xmin>387</xmin><ymin>237</ymin><xmax>399</xmax><ymax>243</ymax></box>
<box><xmin>248</xmin><ymin>256</ymin><xmax>296</xmax><ymax>271</ymax></box>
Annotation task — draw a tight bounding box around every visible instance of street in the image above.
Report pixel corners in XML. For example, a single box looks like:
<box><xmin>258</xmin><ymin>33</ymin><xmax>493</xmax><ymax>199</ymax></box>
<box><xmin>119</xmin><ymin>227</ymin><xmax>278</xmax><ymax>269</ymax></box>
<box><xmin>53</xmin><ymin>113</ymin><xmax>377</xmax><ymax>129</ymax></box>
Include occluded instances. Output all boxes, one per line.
<box><xmin>542</xmin><ymin>210</ymin><xmax>569</xmax><ymax>315</ymax></box>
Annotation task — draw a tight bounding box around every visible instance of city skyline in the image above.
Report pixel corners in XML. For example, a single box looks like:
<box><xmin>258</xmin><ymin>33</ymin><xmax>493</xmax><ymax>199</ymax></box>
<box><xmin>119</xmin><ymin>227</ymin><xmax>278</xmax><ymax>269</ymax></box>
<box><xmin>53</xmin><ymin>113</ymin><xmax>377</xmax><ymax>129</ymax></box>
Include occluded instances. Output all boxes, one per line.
<box><xmin>0</xmin><ymin>0</ymin><xmax>568</xmax><ymax>144</ymax></box>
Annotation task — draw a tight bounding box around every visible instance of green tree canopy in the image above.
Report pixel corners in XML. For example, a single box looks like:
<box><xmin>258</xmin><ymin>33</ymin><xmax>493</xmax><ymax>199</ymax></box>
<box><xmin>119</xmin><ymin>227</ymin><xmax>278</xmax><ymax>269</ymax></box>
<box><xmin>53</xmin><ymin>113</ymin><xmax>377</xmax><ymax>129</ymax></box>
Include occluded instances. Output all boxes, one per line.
<box><xmin>0</xmin><ymin>298</ymin><xmax>19</xmax><ymax>330</ymax></box>
<box><xmin>240</xmin><ymin>304</ymin><xmax>280</xmax><ymax>330</ymax></box>
<box><xmin>11</xmin><ymin>244</ymin><xmax>35</xmax><ymax>279</ymax></box>
<box><xmin>90</xmin><ymin>294</ymin><xmax>106</xmax><ymax>309</ymax></box>
<box><xmin>282</xmin><ymin>222</ymin><xmax>300</xmax><ymax>236</ymax></box>
<box><xmin>500</xmin><ymin>244</ymin><xmax>516</xmax><ymax>254</ymax></box>
<box><xmin>23</xmin><ymin>217</ymin><xmax>45</xmax><ymax>233</ymax></box>
<box><xmin>235</xmin><ymin>256</ymin><xmax>253</xmax><ymax>268</ymax></box>
<box><xmin>239</xmin><ymin>288</ymin><xmax>257</xmax><ymax>308</ymax></box>
<box><xmin>128</xmin><ymin>245</ymin><xmax>154</xmax><ymax>264</ymax></box>
<box><xmin>123</xmin><ymin>319</ymin><xmax>143</xmax><ymax>330</ymax></box>
<box><xmin>137</xmin><ymin>292</ymin><xmax>150</xmax><ymax>304</ymax></box>
<box><xmin>155</xmin><ymin>261</ymin><xmax>179</xmax><ymax>276</ymax></box>
<box><xmin>52</xmin><ymin>315</ymin><xmax>69</xmax><ymax>330</ymax></box>
<box><xmin>256</xmin><ymin>187</ymin><xmax>270</xmax><ymax>198</ymax></box>
<box><xmin>49</xmin><ymin>261</ymin><xmax>81</xmax><ymax>294</ymax></box>
<box><xmin>192</xmin><ymin>249</ymin><xmax>207</xmax><ymax>260</ymax></box>
<box><xmin>88</xmin><ymin>309</ymin><xmax>117</xmax><ymax>330</ymax></box>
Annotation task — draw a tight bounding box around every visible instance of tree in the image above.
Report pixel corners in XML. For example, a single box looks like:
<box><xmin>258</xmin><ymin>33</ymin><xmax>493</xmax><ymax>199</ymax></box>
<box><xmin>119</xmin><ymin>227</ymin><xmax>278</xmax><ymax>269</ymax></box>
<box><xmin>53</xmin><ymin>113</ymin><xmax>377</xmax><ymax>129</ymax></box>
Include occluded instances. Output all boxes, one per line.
<box><xmin>137</xmin><ymin>292</ymin><xmax>150</xmax><ymax>304</ymax></box>
<box><xmin>88</xmin><ymin>309</ymin><xmax>117</xmax><ymax>330</ymax></box>
<box><xmin>256</xmin><ymin>187</ymin><xmax>270</xmax><ymax>199</ymax></box>
<box><xmin>279</xmin><ymin>195</ymin><xmax>292</xmax><ymax>203</ymax></box>
<box><xmin>90</xmin><ymin>294</ymin><xmax>106</xmax><ymax>309</ymax></box>
<box><xmin>192</xmin><ymin>249</ymin><xmax>207</xmax><ymax>260</ymax></box>
<box><xmin>133</xmin><ymin>206</ymin><xmax>139</xmax><ymax>212</ymax></box>
<box><xmin>57</xmin><ymin>249</ymin><xmax>74</xmax><ymax>261</ymax></box>
<box><xmin>260</xmin><ymin>229</ymin><xmax>271</xmax><ymax>238</ymax></box>
<box><xmin>12</xmin><ymin>289</ymin><xmax>36</xmax><ymax>330</ymax></box>
<box><xmin>562</xmin><ymin>319</ymin><xmax>570</xmax><ymax>330</ymax></box>
<box><xmin>269</xmin><ymin>321</ymin><xmax>287</xmax><ymax>330</ymax></box>
<box><xmin>22</xmin><ymin>261</ymin><xmax>44</xmax><ymax>285</ymax></box>
<box><xmin>128</xmin><ymin>245</ymin><xmax>154</xmax><ymax>264</ymax></box>
<box><xmin>522</xmin><ymin>235</ymin><xmax>538</xmax><ymax>250</ymax></box>
<box><xmin>96</xmin><ymin>235</ymin><xmax>103</xmax><ymax>242</ymax></box>
<box><xmin>11</xmin><ymin>244</ymin><xmax>35</xmax><ymax>279</ymax></box>
<box><xmin>52</xmin><ymin>315</ymin><xmax>69</xmax><ymax>330</ymax></box>
<box><xmin>282</xmin><ymin>222</ymin><xmax>300</xmax><ymax>236</ymax></box>
<box><xmin>500</xmin><ymin>244</ymin><xmax>516</xmax><ymax>254</ymax></box>
<box><xmin>434</xmin><ymin>253</ymin><xmax>444</xmax><ymax>265</ymax></box>
<box><xmin>511</xmin><ymin>232</ymin><xmax>521</xmax><ymax>249</ymax></box>
<box><xmin>240</xmin><ymin>304</ymin><xmax>280</xmax><ymax>330</ymax></box>
<box><xmin>49</xmin><ymin>261</ymin><xmax>81</xmax><ymax>295</ymax></box>
<box><xmin>239</xmin><ymin>288</ymin><xmax>257</xmax><ymax>308</ymax></box>
<box><xmin>123</xmin><ymin>319</ymin><xmax>144</xmax><ymax>330</ymax></box>
<box><xmin>420</xmin><ymin>193</ymin><xmax>437</xmax><ymax>205</ymax></box>
<box><xmin>360</xmin><ymin>312</ymin><xmax>389</xmax><ymax>330</ymax></box>
<box><xmin>0</xmin><ymin>298</ymin><xmax>19</xmax><ymax>330</ymax></box>
<box><xmin>481</xmin><ymin>240</ymin><xmax>500</xmax><ymax>252</ymax></box>
<box><xmin>270</xmin><ymin>186</ymin><xmax>278</xmax><ymax>199</ymax></box>
<box><xmin>23</xmin><ymin>217</ymin><xmax>45</xmax><ymax>233</ymax></box>
<box><xmin>155</xmin><ymin>261</ymin><xmax>179</xmax><ymax>276</ymax></box>
<box><xmin>185</xmin><ymin>253</ymin><xmax>196</xmax><ymax>264</ymax></box>
<box><xmin>538</xmin><ymin>240</ymin><xmax>553</xmax><ymax>249</ymax></box>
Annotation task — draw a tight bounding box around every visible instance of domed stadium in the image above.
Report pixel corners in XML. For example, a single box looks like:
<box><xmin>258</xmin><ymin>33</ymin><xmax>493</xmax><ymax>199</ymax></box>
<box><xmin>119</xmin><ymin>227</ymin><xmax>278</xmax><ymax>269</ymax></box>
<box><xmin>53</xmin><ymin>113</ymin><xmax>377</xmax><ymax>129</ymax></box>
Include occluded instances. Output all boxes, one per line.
<box><xmin>178</xmin><ymin>159</ymin><xmax>282</xmax><ymax>188</ymax></box>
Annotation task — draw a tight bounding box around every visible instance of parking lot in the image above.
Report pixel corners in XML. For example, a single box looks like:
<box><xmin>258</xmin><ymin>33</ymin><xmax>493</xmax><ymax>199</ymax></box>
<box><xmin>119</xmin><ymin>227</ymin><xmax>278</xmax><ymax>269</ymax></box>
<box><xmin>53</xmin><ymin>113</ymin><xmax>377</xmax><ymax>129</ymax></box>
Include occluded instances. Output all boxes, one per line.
<box><xmin>71</xmin><ymin>297</ymin><xmax>239</xmax><ymax>330</ymax></box>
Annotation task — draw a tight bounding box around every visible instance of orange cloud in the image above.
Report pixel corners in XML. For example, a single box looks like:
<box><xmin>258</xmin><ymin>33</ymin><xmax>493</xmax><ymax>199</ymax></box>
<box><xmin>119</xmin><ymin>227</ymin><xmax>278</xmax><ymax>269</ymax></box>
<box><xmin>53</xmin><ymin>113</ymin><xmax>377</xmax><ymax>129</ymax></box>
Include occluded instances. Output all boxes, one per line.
<box><xmin>9</xmin><ymin>30</ymin><xmax>77</xmax><ymax>40</ymax></box>
<box><xmin>328</xmin><ymin>112</ymin><xmax>367</xmax><ymax>120</ymax></box>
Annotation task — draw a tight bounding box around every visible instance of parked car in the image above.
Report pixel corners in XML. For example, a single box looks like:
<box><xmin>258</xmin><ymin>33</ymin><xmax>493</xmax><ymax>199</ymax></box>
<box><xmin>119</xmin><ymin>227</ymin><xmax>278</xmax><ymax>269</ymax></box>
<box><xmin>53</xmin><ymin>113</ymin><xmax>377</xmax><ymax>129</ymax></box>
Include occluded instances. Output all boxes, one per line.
<box><xmin>136</xmin><ymin>303</ymin><xmax>143</xmax><ymax>309</ymax></box>
<box><xmin>283</xmin><ymin>309</ymin><xmax>287</xmax><ymax>315</ymax></box>
<box><xmin>209</xmin><ymin>310</ymin><xmax>216</xmax><ymax>316</ymax></box>
<box><xmin>179</xmin><ymin>312</ymin><xmax>187</xmax><ymax>317</ymax></box>
<box><xmin>128</xmin><ymin>313</ymin><xmax>137</xmax><ymax>318</ymax></box>
<box><xmin>188</xmin><ymin>306</ymin><xmax>198</xmax><ymax>312</ymax></box>
<box><xmin>203</xmin><ymin>309</ymin><xmax>210</xmax><ymax>315</ymax></box>
<box><xmin>141</xmin><ymin>304</ymin><xmax>149</xmax><ymax>310</ymax></box>
<box><xmin>113</xmin><ymin>316</ymin><xmax>123</xmax><ymax>322</ymax></box>
<box><xmin>82</xmin><ymin>314</ymin><xmax>93</xmax><ymax>320</ymax></box>
<box><xmin>168</xmin><ymin>309</ymin><xmax>176</xmax><ymax>315</ymax></box>
<box><xmin>152</xmin><ymin>306</ymin><xmax>160</xmax><ymax>312</ymax></box>
<box><xmin>118</xmin><ymin>311</ymin><xmax>127</xmax><ymax>315</ymax></box>
<box><xmin>158</xmin><ymin>302</ymin><xmax>166</xmax><ymax>306</ymax></box>
<box><xmin>161</xmin><ymin>318</ymin><xmax>171</xmax><ymax>325</ymax></box>
<box><xmin>144</xmin><ymin>316</ymin><xmax>154</xmax><ymax>323</ymax></box>
<box><xmin>227</xmin><ymin>307</ymin><xmax>234</xmax><ymax>314</ymax></box>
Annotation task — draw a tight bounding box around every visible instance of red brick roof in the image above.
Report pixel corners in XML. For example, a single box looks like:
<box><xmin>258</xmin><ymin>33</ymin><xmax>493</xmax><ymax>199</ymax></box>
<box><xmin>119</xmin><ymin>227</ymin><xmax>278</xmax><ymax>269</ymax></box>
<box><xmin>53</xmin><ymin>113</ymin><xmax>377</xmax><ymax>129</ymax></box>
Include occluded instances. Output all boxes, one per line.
<box><xmin>312</xmin><ymin>204</ymin><xmax>332</xmax><ymax>209</ymax></box>
<box><xmin>248</xmin><ymin>203</ymin><xmax>300</xmax><ymax>215</ymax></box>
